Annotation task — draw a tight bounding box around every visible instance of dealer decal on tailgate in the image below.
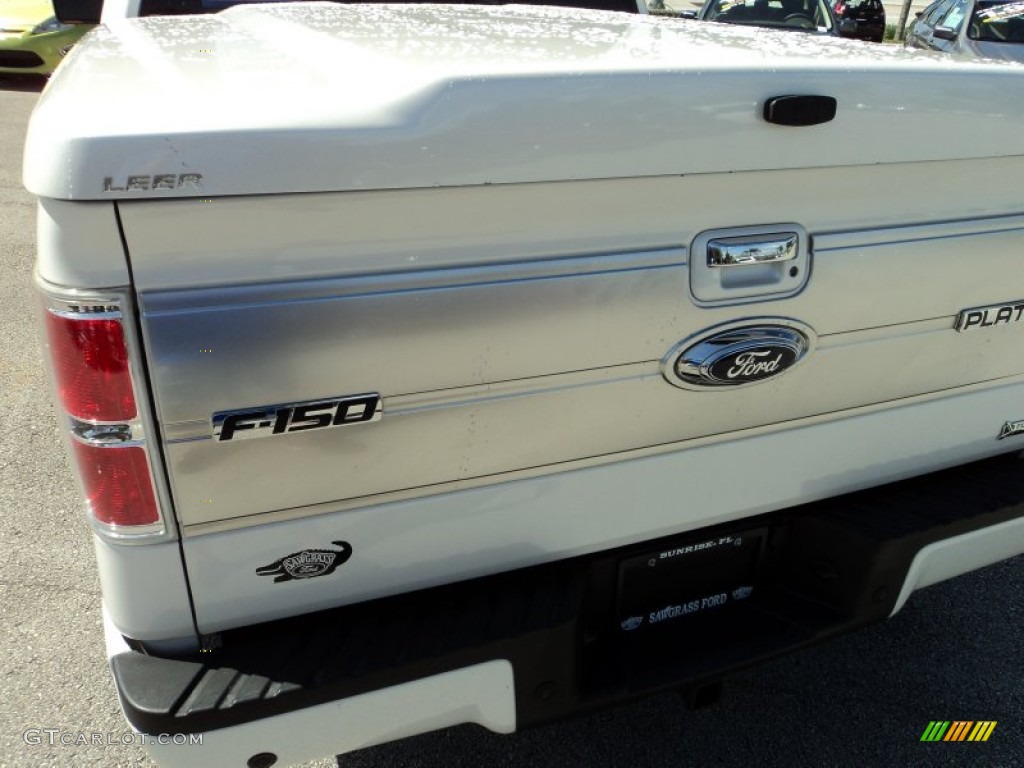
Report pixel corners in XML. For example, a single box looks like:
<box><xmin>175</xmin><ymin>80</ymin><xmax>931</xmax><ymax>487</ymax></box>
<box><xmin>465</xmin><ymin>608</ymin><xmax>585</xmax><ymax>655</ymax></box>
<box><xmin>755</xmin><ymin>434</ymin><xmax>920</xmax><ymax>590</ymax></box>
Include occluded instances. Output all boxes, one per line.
<box><xmin>257</xmin><ymin>540</ymin><xmax>353</xmax><ymax>583</ymax></box>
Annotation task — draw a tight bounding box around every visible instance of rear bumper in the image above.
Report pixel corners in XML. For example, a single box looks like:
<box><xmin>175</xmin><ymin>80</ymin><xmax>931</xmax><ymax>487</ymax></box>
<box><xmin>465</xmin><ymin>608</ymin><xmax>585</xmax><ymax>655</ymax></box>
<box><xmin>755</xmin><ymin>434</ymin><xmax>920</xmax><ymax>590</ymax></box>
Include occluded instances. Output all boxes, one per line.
<box><xmin>110</xmin><ymin>453</ymin><xmax>1024</xmax><ymax>768</ymax></box>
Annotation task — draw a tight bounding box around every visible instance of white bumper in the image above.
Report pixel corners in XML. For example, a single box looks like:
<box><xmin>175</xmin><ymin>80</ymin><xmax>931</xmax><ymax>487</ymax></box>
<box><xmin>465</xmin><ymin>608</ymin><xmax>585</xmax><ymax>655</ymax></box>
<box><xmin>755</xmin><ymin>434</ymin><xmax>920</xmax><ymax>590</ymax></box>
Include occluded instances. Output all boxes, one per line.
<box><xmin>891</xmin><ymin>515</ymin><xmax>1024</xmax><ymax>616</ymax></box>
<box><xmin>103</xmin><ymin>609</ymin><xmax>516</xmax><ymax>768</ymax></box>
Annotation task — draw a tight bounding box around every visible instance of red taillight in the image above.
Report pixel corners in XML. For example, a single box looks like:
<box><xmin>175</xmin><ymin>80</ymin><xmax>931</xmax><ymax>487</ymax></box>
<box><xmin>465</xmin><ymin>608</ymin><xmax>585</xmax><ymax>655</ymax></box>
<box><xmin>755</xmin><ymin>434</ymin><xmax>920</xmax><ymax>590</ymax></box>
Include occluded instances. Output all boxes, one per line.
<box><xmin>72</xmin><ymin>441</ymin><xmax>160</xmax><ymax>527</ymax></box>
<box><xmin>42</xmin><ymin>296</ymin><xmax>165</xmax><ymax>537</ymax></box>
<box><xmin>45</xmin><ymin>311</ymin><xmax>136</xmax><ymax>422</ymax></box>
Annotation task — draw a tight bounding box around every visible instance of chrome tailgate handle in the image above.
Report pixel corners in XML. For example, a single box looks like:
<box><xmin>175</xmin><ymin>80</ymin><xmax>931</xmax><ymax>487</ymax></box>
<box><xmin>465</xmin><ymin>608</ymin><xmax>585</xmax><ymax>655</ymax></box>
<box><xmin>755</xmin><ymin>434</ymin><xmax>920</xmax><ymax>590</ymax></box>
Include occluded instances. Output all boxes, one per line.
<box><xmin>707</xmin><ymin>233</ymin><xmax>798</xmax><ymax>268</ymax></box>
<box><xmin>690</xmin><ymin>224</ymin><xmax>809</xmax><ymax>305</ymax></box>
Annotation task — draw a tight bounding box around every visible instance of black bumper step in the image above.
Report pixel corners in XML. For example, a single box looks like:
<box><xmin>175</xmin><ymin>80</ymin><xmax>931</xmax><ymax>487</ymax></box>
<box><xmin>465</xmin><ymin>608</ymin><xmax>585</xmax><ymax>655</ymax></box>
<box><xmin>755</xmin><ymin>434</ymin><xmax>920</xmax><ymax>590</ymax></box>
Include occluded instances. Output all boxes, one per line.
<box><xmin>113</xmin><ymin>452</ymin><xmax>1024</xmax><ymax>735</ymax></box>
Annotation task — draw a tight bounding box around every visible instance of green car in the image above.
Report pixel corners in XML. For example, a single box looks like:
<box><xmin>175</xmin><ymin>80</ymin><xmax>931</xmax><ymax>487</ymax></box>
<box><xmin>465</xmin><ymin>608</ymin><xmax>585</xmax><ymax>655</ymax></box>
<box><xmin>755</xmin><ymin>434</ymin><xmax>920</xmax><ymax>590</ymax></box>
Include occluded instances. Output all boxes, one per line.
<box><xmin>0</xmin><ymin>0</ymin><xmax>93</xmax><ymax>75</ymax></box>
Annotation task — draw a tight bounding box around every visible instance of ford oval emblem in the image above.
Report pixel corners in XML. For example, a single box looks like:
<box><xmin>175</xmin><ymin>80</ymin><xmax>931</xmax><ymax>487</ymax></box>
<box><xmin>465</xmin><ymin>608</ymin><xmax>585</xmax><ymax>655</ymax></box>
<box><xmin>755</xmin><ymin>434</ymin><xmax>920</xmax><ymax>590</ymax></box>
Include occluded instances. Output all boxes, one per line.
<box><xmin>662</xmin><ymin>320</ymin><xmax>814</xmax><ymax>390</ymax></box>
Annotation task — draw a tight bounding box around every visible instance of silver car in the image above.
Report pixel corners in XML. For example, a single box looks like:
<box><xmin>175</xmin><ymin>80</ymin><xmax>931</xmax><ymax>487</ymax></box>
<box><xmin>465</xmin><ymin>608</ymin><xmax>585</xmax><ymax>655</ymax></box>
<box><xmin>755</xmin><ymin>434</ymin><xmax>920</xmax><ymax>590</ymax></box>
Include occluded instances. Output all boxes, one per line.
<box><xmin>905</xmin><ymin>0</ymin><xmax>1024</xmax><ymax>61</ymax></box>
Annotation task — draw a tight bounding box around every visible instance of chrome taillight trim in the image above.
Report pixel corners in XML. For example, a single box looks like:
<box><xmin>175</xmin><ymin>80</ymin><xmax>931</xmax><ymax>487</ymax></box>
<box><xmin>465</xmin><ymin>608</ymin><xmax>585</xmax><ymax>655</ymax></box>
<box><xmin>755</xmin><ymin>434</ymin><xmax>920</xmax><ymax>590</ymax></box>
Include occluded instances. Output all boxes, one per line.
<box><xmin>36</xmin><ymin>274</ymin><xmax>177</xmax><ymax>544</ymax></box>
<box><xmin>90</xmin><ymin>520</ymin><xmax>167</xmax><ymax>538</ymax></box>
<box><xmin>69</xmin><ymin>419</ymin><xmax>146</xmax><ymax>446</ymax></box>
<box><xmin>42</xmin><ymin>293</ymin><xmax>122</xmax><ymax>317</ymax></box>
<box><xmin>46</xmin><ymin>306</ymin><xmax>122</xmax><ymax>320</ymax></box>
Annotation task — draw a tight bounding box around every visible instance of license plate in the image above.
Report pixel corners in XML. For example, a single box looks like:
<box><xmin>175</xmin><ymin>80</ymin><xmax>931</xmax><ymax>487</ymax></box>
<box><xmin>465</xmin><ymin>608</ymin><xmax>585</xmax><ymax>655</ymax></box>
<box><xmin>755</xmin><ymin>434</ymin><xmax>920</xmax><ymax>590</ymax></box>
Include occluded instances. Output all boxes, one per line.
<box><xmin>616</xmin><ymin>528</ymin><xmax>765</xmax><ymax>633</ymax></box>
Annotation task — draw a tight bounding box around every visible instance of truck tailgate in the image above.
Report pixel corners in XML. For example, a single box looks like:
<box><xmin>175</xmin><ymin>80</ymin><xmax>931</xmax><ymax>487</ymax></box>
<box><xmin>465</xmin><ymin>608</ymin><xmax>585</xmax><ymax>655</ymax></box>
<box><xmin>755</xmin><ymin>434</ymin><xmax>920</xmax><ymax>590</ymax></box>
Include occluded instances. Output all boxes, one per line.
<box><xmin>70</xmin><ymin>3</ymin><xmax>1024</xmax><ymax>632</ymax></box>
<box><xmin>118</xmin><ymin>169</ymin><xmax>1024</xmax><ymax>631</ymax></box>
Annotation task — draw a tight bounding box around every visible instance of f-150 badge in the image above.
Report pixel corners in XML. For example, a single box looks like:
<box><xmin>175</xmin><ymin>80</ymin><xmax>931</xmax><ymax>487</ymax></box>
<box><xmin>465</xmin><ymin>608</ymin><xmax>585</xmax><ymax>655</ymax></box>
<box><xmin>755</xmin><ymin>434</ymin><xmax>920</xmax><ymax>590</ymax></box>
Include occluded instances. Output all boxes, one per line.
<box><xmin>213</xmin><ymin>393</ymin><xmax>381</xmax><ymax>442</ymax></box>
<box><xmin>257</xmin><ymin>540</ymin><xmax>352</xmax><ymax>582</ymax></box>
<box><xmin>955</xmin><ymin>301</ymin><xmax>1024</xmax><ymax>332</ymax></box>
<box><xmin>662</xmin><ymin>320</ymin><xmax>814</xmax><ymax>390</ymax></box>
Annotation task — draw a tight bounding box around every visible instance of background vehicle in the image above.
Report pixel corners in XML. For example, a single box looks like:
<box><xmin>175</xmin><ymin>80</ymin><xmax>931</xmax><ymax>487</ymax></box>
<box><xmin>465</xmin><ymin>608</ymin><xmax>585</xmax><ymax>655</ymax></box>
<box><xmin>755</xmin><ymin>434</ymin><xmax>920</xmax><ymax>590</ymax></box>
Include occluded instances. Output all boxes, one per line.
<box><xmin>694</xmin><ymin>0</ymin><xmax>853</xmax><ymax>35</ymax></box>
<box><xmin>0</xmin><ymin>0</ymin><xmax>93</xmax><ymax>75</ymax></box>
<box><xmin>905</xmin><ymin>0</ymin><xmax>1024</xmax><ymax>60</ymax></box>
<box><xmin>830</xmin><ymin>0</ymin><xmax>886</xmax><ymax>41</ymax></box>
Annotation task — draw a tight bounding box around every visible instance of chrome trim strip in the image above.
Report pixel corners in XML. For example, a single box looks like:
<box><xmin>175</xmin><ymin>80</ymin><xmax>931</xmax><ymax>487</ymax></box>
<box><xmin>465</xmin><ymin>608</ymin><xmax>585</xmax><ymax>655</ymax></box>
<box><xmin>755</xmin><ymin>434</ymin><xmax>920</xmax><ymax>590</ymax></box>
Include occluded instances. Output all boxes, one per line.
<box><xmin>140</xmin><ymin>247</ymin><xmax>687</xmax><ymax>314</ymax></box>
<box><xmin>160</xmin><ymin>318</ymin><xmax>953</xmax><ymax>443</ymax></box>
<box><xmin>164</xmin><ymin>363</ymin><xmax>653</xmax><ymax>443</ymax></box>
<box><xmin>814</xmin><ymin>213</ymin><xmax>1024</xmax><ymax>252</ymax></box>
<box><xmin>181</xmin><ymin>372</ymin><xmax>1024</xmax><ymax>537</ymax></box>
<box><xmin>161</xmin><ymin>315</ymin><xmax>950</xmax><ymax>442</ymax></box>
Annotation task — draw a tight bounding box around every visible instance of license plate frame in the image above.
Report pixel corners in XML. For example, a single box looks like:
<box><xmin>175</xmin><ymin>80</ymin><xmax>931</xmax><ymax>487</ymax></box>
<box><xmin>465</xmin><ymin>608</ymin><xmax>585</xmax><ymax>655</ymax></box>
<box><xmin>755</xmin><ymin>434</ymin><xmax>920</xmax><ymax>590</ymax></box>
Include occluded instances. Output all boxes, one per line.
<box><xmin>616</xmin><ymin>527</ymin><xmax>767</xmax><ymax>633</ymax></box>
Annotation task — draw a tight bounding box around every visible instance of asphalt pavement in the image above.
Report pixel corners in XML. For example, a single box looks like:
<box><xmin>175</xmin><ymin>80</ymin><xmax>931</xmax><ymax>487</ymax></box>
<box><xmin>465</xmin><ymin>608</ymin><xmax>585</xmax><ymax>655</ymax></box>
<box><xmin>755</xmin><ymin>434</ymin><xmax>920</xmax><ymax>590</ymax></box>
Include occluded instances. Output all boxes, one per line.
<box><xmin>1</xmin><ymin>71</ymin><xmax>1021</xmax><ymax>768</ymax></box>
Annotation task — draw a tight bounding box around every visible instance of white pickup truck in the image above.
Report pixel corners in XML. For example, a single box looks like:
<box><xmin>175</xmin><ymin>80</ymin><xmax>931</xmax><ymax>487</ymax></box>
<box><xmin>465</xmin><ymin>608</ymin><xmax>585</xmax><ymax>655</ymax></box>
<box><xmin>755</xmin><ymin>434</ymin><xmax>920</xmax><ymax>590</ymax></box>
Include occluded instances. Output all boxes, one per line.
<box><xmin>25</xmin><ymin>1</ymin><xmax>1024</xmax><ymax>766</ymax></box>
